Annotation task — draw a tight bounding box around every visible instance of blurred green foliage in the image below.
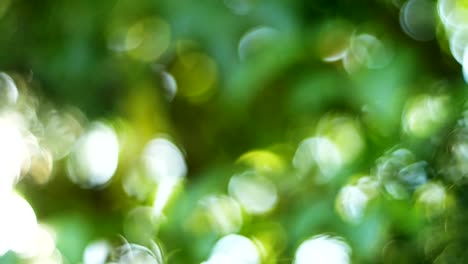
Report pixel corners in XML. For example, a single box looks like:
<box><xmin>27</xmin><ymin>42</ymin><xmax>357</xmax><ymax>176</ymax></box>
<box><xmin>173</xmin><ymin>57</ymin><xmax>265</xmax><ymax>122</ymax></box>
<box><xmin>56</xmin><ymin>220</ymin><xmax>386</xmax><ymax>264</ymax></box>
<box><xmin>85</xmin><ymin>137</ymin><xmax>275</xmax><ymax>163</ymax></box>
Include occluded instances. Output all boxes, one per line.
<box><xmin>1</xmin><ymin>0</ymin><xmax>468</xmax><ymax>263</ymax></box>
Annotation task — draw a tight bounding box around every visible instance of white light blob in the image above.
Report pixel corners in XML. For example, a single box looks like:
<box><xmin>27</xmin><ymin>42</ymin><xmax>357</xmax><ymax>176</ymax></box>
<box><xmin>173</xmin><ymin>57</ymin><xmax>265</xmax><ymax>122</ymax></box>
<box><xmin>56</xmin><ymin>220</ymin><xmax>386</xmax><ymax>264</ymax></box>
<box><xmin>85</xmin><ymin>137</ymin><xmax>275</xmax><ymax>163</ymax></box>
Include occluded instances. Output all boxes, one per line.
<box><xmin>417</xmin><ymin>182</ymin><xmax>447</xmax><ymax>217</ymax></box>
<box><xmin>152</xmin><ymin>179</ymin><xmax>178</xmax><ymax>217</ymax></box>
<box><xmin>29</xmin><ymin>146</ymin><xmax>54</xmax><ymax>184</ymax></box>
<box><xmin>42</xmin><ymin>109</ymin><xmax>84</xmax><ymax>160</ymax></box>
<box><xmin>228</xmin><ymin>171</ymin><xmax>278</xmax><ymax>215</ymax></box>
<box><xmin>143</xmin><ymin>138</ymin><xmax>187</xmax><ymax>183</ymax></box>
<box><xmin>0</xmin><ymin>113</ymin><xmax>31</xmax><ymax>193</ymax></box>
<box><xmin>438</xmin><ymin>0</ymin><xmax>468</xmax><ymax>82</ymax></box>
<box><xmin>316</xmin><ymin>115</ymin><xmax>365</xmax><ymax>164</ymax></box>
<box><xmin>336</xmin><ymin>176</ymin><xmax>379</xmax><ymax>224</ymax></box>
<box><xmin>399</xmin><ymin>0</ymin><xmax>436</xmax><ymax>41</ymax></box>
<box><xmin>203</xmin><ymin>234</ymin><xmax>260</xmax><ymax>264</ymax></box>
<box><xmin>453</xmin><ymin>141</ymin><xmax>468</xmax><ymax>165</ymax></box>
<box><xmin>161</xmin><ymin>71</ymin><xmax>177</xmax><ymax>101</ymax></box>
<box><xmin>67</xmin><ymin>122</ymin><xmax>119</xmax><ymax>188</ymax></box>
<box><xmin>437</xmin><ymin>0</ymin><xmax>456</xmax><ymax>26</ymax></box>
<box><xmin>0</xmin><ymin>72</ymin><xmax>18</xmax><ymax>106</ymax></box>
<box><xmin>463</xmin><ymin>47</ymin><xmax>468</xmax><ymax>83</ymax></box>
<box><xmin>349</xmin><ymin>33</ymin><xmax>392</xmax><ymax>69</ymax></box>
<box><xmin>20</xmin><ymin>224</ymin><xmax>56</xmax><ymax>259</ymax></box>
<box><xmin>0</xmin><ymin>192</ymin><xmax>37</xmax><ymax>256</ymax></box>
<box><xmin>83</xmin><ymin>240</ymin><xmax>111</xmax><ymax>264</ymax></box>
<box><xmin>403</xmin><ymin>94</ymin><xmax>449</xmax><ymax>137</ymax></box>
<box><xmin>294</xmin><ymin>235</ymin><xmax>351</xmax><ymax>264</ymax></box>
<box><xmin>199</xmin><ymin>195</ymin><xmax>243</xmax><ymax>235</ymax></box>
<box><xmin>142</xmin><ymin>137</ymin><xmax>187</xmax><ymax>216</ymax></box>
<box><xmin>448</xmin><ymin>29</ymin><xmax>468</xmax><ymax>63</ymax></box>
<box><xmin>419</xmin><ymin>183</ymin><xmax>446</xmax><ymax>204</ymax></box>
<box><xmin>29</xmin><ymin>250</ymin><xmax>64</xmax><ymax>264</ymax></box>
<box><xmin>293</xmin><ymin>137</ymin><xmax>343</xmax><ymax>182</ymax></box>
<box><xmin>449</xmin><ymin>128</ymin><xmax>468</xmax><ymax>183</ymax></box>
<box><xmin>238</xmin><ymin>26</ymin><xmax>278</xmax><ymax>61</ymax></box>
<box><xmin>336</xmin><ymin>185</ymin><xmax>369</xmax><ymax>224</ymax></box>
<box><xmin>438</xmin><ymin>0</ymin><xmax>468</xmax><ymax>32</ymax></box>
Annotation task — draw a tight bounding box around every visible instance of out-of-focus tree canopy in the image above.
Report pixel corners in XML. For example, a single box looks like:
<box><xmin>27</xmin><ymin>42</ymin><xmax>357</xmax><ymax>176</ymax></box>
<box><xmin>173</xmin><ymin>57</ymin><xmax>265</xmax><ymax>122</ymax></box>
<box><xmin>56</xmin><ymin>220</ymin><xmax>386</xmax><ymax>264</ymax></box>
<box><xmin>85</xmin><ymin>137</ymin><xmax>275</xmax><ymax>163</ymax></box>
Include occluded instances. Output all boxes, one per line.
<box><xmin>1</xmin><ymin>0</ymin><xmax>468</xmax><ymax>263</ymax></box>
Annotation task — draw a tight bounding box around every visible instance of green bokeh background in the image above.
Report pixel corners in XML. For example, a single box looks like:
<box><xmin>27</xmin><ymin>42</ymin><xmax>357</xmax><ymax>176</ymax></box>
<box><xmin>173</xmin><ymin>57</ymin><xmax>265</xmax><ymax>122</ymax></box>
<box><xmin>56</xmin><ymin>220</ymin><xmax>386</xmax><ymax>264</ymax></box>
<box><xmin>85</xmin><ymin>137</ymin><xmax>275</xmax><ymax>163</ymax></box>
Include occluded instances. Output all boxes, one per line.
<box><xmin>1</xmin><ymin>0</ymin><xmax>468</xmax><ymax>263</ymax></box>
